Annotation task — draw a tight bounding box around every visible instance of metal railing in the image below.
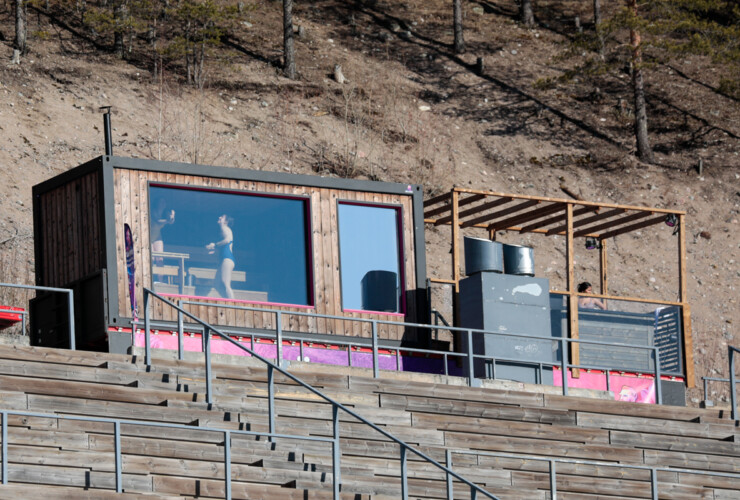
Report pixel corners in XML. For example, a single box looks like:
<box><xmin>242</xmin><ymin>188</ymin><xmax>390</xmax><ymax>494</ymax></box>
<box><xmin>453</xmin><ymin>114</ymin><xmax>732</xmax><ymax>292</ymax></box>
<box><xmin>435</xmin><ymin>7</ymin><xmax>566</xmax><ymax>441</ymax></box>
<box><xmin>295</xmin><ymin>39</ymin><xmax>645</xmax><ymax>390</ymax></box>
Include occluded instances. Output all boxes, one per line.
<box><xmin>0</xmin><ymin>409</ymin><xmax>334</xmax><ymax>495</ymax></box>
<box><xmin>446</xmin><ymin>449</ymin><xmax>740</xmax><ymax>500</ymax></box>
<box><xmin>0</xmin><ymin>283</ymin><xmax>75</xmax><ymax>349</ymax></box>
<box><xmin>152</xmin><ymin>298</ymin><xmax>663</xmax><ymax>404</ymax></box>
<box><xmin>144</xmin><ymin>288</ymin><xmax>499</xmax><ymax>500</ymax></box>
<box><xmin>700</xmin><ymin>346</ymin><xmax>740</xmax><ymax>421</ymax></box>
<box><xmin>0</xmin><ymin>308</ymin><xmax>27</xmax><ymax>336</ymax></box>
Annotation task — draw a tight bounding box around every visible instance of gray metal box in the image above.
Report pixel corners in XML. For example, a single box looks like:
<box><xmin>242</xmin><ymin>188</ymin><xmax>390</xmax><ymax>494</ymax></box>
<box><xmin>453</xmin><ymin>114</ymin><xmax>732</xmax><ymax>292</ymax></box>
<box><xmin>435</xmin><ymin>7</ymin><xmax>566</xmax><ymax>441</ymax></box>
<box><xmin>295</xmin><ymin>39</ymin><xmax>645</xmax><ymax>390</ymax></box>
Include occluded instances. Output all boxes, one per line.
<box><xmin>459</xmin><ymin>272</ymin><xmax>554</xmax><ymax>384</ymax></box>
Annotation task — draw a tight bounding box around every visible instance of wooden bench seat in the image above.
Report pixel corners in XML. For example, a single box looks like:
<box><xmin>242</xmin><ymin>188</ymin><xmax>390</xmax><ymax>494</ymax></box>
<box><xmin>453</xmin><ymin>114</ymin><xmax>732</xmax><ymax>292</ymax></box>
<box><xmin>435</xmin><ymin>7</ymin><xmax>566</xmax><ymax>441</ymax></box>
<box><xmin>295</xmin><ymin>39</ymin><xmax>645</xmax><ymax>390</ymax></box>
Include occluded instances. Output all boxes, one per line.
<box><xmin>151</xmin><ymin>474</ymin><xmax>336</xmax><ymax>499</ymax></box>
<box><xmin>0</xmin><ymin>483</ymin><xmax>182</xmax><ymax>499</ymax></box>
<box><xmin>576</xmin><ymin>412</ymin><xmax>738</xmax><ymax>440</ymax></box>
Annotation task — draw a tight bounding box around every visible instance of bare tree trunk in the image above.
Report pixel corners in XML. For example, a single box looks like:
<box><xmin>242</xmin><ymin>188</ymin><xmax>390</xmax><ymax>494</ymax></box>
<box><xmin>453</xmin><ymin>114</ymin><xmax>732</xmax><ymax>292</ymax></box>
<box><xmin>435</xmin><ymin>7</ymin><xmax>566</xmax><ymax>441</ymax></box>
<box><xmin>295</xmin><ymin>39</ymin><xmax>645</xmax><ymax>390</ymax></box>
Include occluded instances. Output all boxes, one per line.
<box><xmin>283</xmin><ymin>0</ymin><xmax>296</xmax><ymax>79</ymax></box>
<box><xmin>114</xmin><ymin>0</ymin><xmax>127</xmax><ymax>59</ymax></box>
<box><xmin>13</xmin><ymin>0</ymin><xmax>27</xmax><ymax>61</ymax></box>
<box><xmin>520</xmin><ymin>0</ymin><xmax>534</xmax><ymax>27</ymax></box>
<box><xmin>628</xmin><ymin>0</ymin><xmax>653</xmax><ymax>163</ymax></box>
<box><xmin>593</xmin><ymin>0</ymin><xmax>604</xmax><ymax>58</ymax></box>
<box><xmin>453</xmin><ymin>0</ymin><xmax>465</xmax><ymax>54</ymax></box>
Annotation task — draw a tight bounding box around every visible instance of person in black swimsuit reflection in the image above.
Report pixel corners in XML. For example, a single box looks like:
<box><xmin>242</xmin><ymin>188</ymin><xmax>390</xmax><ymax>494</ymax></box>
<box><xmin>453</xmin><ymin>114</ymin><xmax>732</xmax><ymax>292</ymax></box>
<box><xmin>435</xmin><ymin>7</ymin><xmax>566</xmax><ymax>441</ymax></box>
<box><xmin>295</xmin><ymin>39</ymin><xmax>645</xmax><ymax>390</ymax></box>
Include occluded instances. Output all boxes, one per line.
<box><xmin>206</xmin><ymin>214</ymin><xmax>235</xmax><ymax>299</ymax></box>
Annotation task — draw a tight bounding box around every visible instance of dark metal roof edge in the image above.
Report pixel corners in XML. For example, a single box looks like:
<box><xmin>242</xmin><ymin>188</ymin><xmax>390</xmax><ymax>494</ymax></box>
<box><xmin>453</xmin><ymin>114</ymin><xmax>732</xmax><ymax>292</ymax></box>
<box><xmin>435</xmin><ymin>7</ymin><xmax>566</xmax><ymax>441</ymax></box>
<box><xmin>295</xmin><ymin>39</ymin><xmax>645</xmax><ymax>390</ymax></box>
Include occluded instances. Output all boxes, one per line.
<box><xmin>106</xmin><ymin>155</ymin><xmax>421</xmax><ymax>196</ymax></box>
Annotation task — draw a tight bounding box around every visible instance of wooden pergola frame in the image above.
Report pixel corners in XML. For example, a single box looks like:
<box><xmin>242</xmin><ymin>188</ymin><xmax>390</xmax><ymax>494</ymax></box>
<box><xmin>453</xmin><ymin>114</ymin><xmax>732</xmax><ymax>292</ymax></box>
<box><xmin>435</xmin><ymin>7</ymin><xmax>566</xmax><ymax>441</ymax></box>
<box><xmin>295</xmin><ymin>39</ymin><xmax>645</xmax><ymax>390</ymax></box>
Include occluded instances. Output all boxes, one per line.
<box><xmin>424</xmin><ymin>187</ymin><xmax>694</xmax><ymax>387</ymax></box>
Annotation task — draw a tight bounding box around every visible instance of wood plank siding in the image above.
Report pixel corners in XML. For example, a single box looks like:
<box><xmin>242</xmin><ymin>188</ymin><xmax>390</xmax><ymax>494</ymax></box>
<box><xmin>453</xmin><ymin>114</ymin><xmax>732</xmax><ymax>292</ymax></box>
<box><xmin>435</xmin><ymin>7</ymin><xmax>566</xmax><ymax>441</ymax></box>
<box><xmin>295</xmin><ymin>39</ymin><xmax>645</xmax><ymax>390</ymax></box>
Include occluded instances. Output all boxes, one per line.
<box><xmin>37</xmin><ymin>171</ymin><xmax>102</xmax><ymax>287</ymax></box>
<box><xmin>113</xmin><ymin>169</ymin><xmax>419</xmax><ymax>343</ymax></box>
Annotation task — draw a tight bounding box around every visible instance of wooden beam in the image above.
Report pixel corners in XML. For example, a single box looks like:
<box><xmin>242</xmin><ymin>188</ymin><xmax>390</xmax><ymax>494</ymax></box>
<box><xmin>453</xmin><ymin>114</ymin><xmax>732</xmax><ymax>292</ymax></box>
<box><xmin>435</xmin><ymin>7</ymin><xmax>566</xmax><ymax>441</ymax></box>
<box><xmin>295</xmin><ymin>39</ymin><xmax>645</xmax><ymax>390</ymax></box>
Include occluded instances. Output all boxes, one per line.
<box><xmin>573</xmin><ymin>211</ymin><xmax>652</xmax><ymax>238</ymax></box>
<box><xmin>598</xmin><ymin>215</ymin><xmax>666</xmax><ymax>240</ymax></box>
<box><xmin>678</xmin><ymin>214</ymin><xmax>695</xmax><ymax>388</ymax></box>
<box><xmin>461</xmin><ymin>199</ymin><xmax>539</xmax><ymax>228</ymax></box>
<box><xmin>550</xmin><ymin>290</ymin><xmax>683</xmax><ymax>307</ymax></box>
<box><xmin>566</xmin><ymin>204</ymin><xmax>579</xmax><ymax>378</ymax></box>
<box><xmin>600</xmin><ymin>239</ymin><xmax>608</xmax><ymax>298</ymax></box>
<box><xmin>452</xmin><ymin>190</ymin><xmax>461</xmax><ymax>328</ymax></box>
<box><xmin>434</xmin><ymin>197</ymin><xmax>512</xmax><ymax>226</ymax></box>
<box><xmin>548</xmin><ymin>208</ymin><xmax>626</xmax><ymax>236</ymax></box>
<box><xmin>451</xmin><ymin>187</ymin><xmax>686</xmax><ymax>215</ymax></box>
<box><xmin>488</xmin><ymin>203</ymin><xmax>565</xmax><ymax>231</ymax></box>
<box><xmin>519</xmin><ymin>206</ymin><xmax>597</xmax><ymax>233</ymax></box>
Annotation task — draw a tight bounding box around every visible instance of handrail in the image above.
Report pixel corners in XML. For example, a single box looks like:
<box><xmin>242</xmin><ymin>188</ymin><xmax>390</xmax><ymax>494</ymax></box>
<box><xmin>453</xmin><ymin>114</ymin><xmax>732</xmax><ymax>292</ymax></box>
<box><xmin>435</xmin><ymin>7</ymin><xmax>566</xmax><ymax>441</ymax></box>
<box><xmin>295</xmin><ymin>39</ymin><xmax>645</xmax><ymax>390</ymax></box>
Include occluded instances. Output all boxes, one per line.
<box><xmin>704</xmin><ymin>347</ymin><xmax>740</xmax><ymax>420</ymax></box>
<box><xmin>0</xmin><ymin>283</ymin><xmax>75</xmax><ymax>349</ymax></box>
<box><xmin>0</xmin><ymin>308</ymin><xmax>27</xmax><ymax>336</ymax></box>
<box><xmin>0</xmin><ymin>408</ymin><xmax>333</xmax><ymax>496</ymax></box>
<box><xmin>168</xmin><ymin>298</ymin><xmax>664</xmax><ymax>403</ymax></box>
<box><xmin>144</xmin><ymin>288</ymin><xmax>499</xmax><ymax>500</ymax></box>
<box><xmin>447</xmin><ymin>449</ymin><xmax>740</xmax><ymax>500</ymax></box>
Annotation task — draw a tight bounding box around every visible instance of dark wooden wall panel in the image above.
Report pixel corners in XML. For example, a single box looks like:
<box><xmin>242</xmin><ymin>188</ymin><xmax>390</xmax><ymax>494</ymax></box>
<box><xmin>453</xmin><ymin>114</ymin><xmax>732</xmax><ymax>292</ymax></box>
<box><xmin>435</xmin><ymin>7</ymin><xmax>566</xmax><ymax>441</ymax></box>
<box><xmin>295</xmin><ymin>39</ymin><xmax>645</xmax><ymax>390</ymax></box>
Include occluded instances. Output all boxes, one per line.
<box><xmin>37</xmin><ymin>171</ymin><xmax>102</xmax><ymax>287</ymax></box>
<box><xmin>113</xmin><ymin>169</ymin><xmax>418</xmax><ymax>342</ymax></box>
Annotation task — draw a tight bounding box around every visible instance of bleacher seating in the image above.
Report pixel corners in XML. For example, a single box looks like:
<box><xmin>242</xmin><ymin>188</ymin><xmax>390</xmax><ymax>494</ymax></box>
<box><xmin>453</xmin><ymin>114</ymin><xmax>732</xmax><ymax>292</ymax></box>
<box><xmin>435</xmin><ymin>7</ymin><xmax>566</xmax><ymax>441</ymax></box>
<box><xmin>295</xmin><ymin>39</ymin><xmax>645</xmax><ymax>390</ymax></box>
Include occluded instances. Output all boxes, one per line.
<box><xmin>0</xmin><ymin>343</ymin><xmax>736</xmax><ymax>499</ymax></box>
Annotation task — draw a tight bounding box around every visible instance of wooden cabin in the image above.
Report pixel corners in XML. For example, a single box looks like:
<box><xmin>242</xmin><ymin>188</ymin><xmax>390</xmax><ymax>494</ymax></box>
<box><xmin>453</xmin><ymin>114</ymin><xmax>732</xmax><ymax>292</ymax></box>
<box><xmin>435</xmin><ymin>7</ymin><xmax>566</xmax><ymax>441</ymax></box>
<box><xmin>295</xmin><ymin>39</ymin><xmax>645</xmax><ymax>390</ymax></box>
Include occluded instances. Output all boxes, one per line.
<box><xmin>31</xmin><ymin>156</ymin><xmax>428</xmax><ymax>352</ymax></box>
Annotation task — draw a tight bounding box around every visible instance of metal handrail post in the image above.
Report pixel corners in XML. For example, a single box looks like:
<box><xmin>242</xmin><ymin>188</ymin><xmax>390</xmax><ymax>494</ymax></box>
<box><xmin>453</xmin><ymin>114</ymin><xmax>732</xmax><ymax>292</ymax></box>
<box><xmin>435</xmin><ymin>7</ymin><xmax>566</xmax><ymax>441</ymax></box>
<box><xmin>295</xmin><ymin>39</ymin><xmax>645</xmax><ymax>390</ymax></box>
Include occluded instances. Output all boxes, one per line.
<box><xmin>650</xmin><ymin>468</ymin><xmax>659</xmax><ymax>499</ymax></box>
<box><xmin>445</xmin><ymin>449</ymin><xmax>453</xmax><ymax>500</ymax></box>
<box><xmin>21</xmin><ymin>313</ymin><xmax>26</xmax><ymax>337</ymax></box>
<box><xmin>1</xmin><ymin>411</ymin><xmax>7</xmax><ymax>485</ymax></box>
<box><xmin>177</xmin><ymin>301</ymin><xmax>184</xmax><ymax>361</ymax></box>
<box><xmin>114</xmin><ymin>421</ymin><xmax>122</xmax><ymax>493</ymax></box>
<box><xmin>332</xmin><ymin>404</ymin><xmax>341</xmax><ymax>492</ymax></box>
<box><xmin>550</xmin><ymin>460</ymin><xmax>557</xmax><ymax>500</ymax></box>
<box><xmin>470</xmin><ymin>485</ymin><xmax>478</xmax><ymax>499</ymax></box>
<box><xmin>561</xmin><ymin>339</ymin><xmax>569</xmax><ymax>396</ymax></box>
<box><xmin>654</xmin><ymin>347</ymin><xmax>662</xmax><ymax>405</ymax></box>
<box><xmin>466</xmin><ymin>330</ymin><xmax>475</xmax><ymax>387</ymax></box>
<box><xmin>372</xmin><ymin>321</ymin><xmax>379</xmax><ymax>379</ymax></box>
<box><xmin>224</xmin><ymin>430</ymin><xmax>232</xmax><ymax>500</ymax></box>
<box><xmin>276</xmin><ymin>312</ymin><xmax>283</xmax><ymax>367</ymax></box>
<box><xmin>205</xmin><ymin>328</ymin><xmax>213</xmax><ymax>405</ymax></box>
<box><xmin>144</xmin><ymin>291</ymin><xmax>151</xmax><ymax>366</ymax></box>
<box><xmin>731</xmin><ymin>347</ymin><xmax>738</xmax><ymax>421</ymax></box>
<box><xmin>703</xmin><ymin>378</ymin><xmax>709</xmax><ymax>402</ymax></box>
<box><xmin>400</xmin><ymin>444</ymin><xmax>408</xmax><ymax>500</ymax></box>
<box><xmin>66</xmin><ymin>289</ymin><xmax>76</xmax><ymax>350</ymax></box>
<box><xmin>268</xmin><ymin>365</ymin><xmax>275</xmax><ymax>440</ymax></box>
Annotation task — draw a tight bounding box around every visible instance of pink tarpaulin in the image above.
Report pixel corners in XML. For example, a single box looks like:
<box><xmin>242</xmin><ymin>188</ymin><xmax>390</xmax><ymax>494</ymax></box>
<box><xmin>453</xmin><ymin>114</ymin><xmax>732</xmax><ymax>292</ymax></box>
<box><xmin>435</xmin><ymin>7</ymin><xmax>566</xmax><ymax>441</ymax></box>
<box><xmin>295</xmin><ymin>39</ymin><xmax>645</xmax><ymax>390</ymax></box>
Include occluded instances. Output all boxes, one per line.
<box><xmin>553</xmin><ymin>367</ymin><xmax>656</xmax><ymax>404</ymax></box>
<box><xmin>133</xmin><ymin>332</ymin><xmax>404</xmax><ymax>370</ymax></box>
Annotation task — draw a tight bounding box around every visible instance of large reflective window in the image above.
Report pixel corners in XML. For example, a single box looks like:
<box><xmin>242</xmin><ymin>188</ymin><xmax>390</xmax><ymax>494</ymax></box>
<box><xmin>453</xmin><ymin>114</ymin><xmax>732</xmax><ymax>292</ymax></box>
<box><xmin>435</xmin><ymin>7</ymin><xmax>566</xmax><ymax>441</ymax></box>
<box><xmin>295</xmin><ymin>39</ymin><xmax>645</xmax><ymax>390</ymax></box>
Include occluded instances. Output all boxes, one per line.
<box><xmin>338</xmin><ymin>203</ymin><xmax>403</xmax><ymax>314</ymax></box>
<box><xmin>148</xmin><ymin>184</ymin><xmax>312</xmax><ymax>306</ymax></box>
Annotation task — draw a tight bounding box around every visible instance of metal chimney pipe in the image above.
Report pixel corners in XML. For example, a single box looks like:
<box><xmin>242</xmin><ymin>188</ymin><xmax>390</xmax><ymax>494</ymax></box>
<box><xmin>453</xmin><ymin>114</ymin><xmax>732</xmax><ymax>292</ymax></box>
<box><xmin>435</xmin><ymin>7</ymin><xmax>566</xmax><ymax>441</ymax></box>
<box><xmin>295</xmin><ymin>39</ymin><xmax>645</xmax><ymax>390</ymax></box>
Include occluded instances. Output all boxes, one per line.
<box><xmin>99</xmin><ymin>106</ymin><xmax>113</xmax><ymax>156</ymax></box>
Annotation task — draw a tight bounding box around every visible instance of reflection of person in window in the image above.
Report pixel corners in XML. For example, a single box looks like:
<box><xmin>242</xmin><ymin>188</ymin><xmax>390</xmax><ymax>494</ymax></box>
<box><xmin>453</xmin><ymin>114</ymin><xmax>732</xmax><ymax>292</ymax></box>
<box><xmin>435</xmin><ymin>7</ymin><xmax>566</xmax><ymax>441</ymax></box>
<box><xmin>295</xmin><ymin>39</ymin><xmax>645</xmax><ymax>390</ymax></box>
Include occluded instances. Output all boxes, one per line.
<box><xmin>577</xmin><ymin>282</ymin><xmax>606</xmax><ymax>309</ymax></box>
<box><xmin>151</xmin><ymin>198</ymin><xmax>175</xmax><ymax>282</ymax></box>
<box><xmin>206</xmin><ymin>214</ymin><xmax>235</xmax><ymax>299</ymax></box>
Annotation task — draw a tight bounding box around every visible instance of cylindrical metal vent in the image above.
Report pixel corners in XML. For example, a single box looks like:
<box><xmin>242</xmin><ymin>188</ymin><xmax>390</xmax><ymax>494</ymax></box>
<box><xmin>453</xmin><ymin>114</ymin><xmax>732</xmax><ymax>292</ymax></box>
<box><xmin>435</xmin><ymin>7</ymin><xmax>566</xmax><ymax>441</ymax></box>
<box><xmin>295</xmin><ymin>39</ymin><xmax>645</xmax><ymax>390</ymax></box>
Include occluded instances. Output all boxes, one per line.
<box><xmin>361</xmin><ymin>270</ymin><xmax>398</xmax><ymax>312</ymax></box>
<box><xmin>502</xmin><ymin>243</ymin><xmax>535</xmax><ymax>276</ymax></box>
<box><xmin>100</xmin><ymin>106</ymin><xmax>113</xmax><ymax>156</ymax></box>
<box><xmin>464</xmin><ymin>236</ymin><xmax>503</xmax><ymax>275</ymax></box>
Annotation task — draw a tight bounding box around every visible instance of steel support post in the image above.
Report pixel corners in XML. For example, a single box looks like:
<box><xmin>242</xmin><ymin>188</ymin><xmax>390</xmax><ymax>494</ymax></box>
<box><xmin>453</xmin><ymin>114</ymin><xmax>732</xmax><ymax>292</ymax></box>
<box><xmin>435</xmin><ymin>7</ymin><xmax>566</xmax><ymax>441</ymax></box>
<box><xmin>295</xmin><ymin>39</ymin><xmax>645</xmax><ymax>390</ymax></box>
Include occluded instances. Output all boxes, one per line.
<box><xmin>115</xmin><ymin>421</ymin><xmax>122</xmax><ymax>493</ymax></box>
<box><xmin>1</xmin><ymin>412</ymin><xmax>6</xmax><ymax>485</ymax></box>
<box><xmin>466</xmin><ymin>330</ymin><xmax>475</xmax><ymax>387</ymax></box>
<box><xmin>731</xmin><ymin>348</ymin><xmax>738</xmax><ymax>421</ymax></box>
<box><xmin>276</xmin><ymin>313</ymin><xmax>283</xmax><ymax>367</ymax></box>
<box><xmin>205</xmin><ymin>328</ymin><xmax>213</xmax><ymax>405</ymax></box>
<box><xmin>561</xmin><ymin>339</ymin><xmax>569</xmax><ymax>396</ymax></box>
<box><xmin>372</xmin><ymin>321</ymin><xmax>379</xmax><ymax>379</ymax></box>
<box><xmin>268</xmin><ymin>366</ymin><xmax>275</xmax><ymax>440</ymax></box>
<box><xmin>445</xmin><ymin>449</ymin><xmax>453</xmax><ymax>499</ymax></box>
<box><xmin>654</xmin><ymin>348</ymin><xmax>662</xmax><ymax>405</ymax></box>
<box><xmin>224</xmin><ymin>430</ymin><xmax>232</xmax><ymax>500</ymax></box>
<box><xmin>400</xmin><ymin>444</ymin><xmax>408</xmax><ymax>500</ymax></box>
<box><xmin>332</xmin><ymin>404</ymin><xmax>341</xmax><ymax>496</ymax></box>
<box><xmin>66</xmin><ymin>290</ymin><xmax>76</xmax><ymax>350</ymax></box>
<box><xmin>177</xmin><ymin>302</ymin><xmax>184</xmax><ymax>361</ymax></box>
<box><xmin>144</xmin><ymin>292</ymin><xmax>151</xmax><ymax>366</ymax></box>
<box><xmin>550</xmin><ymin>460</ymin><xmax>557</xmax><ymax>500</ymax></box>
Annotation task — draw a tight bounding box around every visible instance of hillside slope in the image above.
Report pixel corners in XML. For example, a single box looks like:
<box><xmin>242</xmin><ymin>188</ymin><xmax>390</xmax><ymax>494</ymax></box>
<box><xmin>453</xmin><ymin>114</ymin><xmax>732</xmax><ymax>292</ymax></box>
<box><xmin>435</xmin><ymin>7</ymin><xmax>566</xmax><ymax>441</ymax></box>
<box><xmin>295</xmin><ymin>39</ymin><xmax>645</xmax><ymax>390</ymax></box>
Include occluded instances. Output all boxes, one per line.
<box><xmin>0</xmin><ymin>0</ymin><xmax>738</xmax><ymax>404</ymax></box>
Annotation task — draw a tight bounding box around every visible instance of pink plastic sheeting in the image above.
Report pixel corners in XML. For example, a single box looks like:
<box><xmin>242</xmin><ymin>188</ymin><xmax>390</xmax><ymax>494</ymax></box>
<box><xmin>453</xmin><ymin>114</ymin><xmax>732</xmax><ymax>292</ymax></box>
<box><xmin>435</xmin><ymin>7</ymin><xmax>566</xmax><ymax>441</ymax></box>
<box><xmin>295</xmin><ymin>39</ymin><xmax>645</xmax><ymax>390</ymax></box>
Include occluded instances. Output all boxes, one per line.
<box><xmin>134</xmin><ymin>332</ymin><xmax>403</xmax><ymax>370</ymax></box>
<box><xmin>553</xmin><ymin>367</ymin><xmax>656</xmax><ymax>404</ymax></box>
